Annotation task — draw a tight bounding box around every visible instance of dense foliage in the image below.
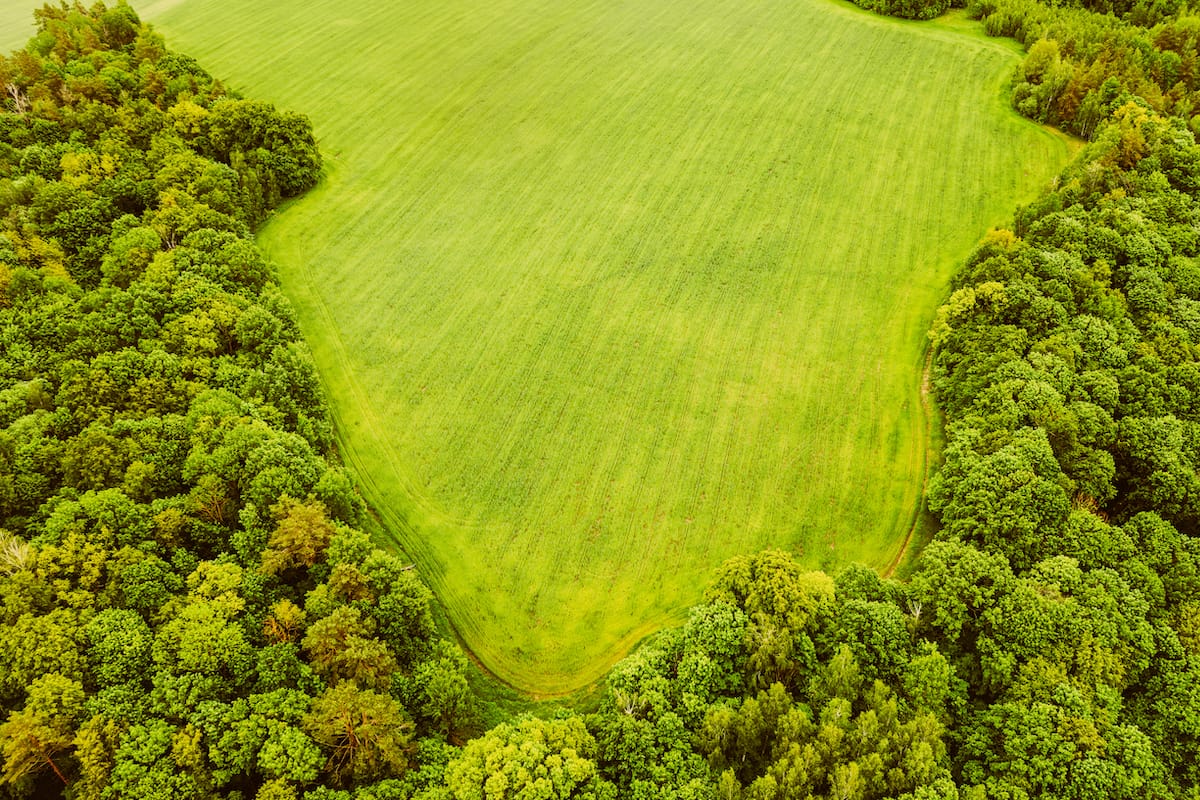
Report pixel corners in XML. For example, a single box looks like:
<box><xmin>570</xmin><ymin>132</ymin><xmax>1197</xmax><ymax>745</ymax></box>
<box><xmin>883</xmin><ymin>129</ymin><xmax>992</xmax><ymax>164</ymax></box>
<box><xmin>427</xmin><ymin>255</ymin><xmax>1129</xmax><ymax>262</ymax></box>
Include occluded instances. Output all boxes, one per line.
<box><xmin>919</xmin><ymin>95</ymin><xmax>1200</xmax><ymax>798</ymax></box>
<box><xmin>972</xmin><ymin>0</ymin><xmax>1200</xmax><ymax>137</ymax></box>
<box><xmin>0</xmin><ymin>4</ymin><xmax>476</xmax><ymax>799</ymax></box>
<box><xmin>849</xmin><ymin>0</ymin><xmax>962</xmax><ymax>22</ymax></box>
<box><xmin>4</xmin><ymin>0</ymin><xmax>1200</xmax><ymax>799</ymax></box>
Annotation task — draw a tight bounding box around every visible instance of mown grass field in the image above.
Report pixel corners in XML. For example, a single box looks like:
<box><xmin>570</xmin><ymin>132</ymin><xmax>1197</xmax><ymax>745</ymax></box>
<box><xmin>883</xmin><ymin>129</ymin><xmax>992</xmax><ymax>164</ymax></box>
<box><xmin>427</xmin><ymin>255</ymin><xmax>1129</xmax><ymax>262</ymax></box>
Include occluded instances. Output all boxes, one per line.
<box><xmin>5</xmin><ymin>0</ymin><xmax>1070</xmax><ymax>693</ymax></box>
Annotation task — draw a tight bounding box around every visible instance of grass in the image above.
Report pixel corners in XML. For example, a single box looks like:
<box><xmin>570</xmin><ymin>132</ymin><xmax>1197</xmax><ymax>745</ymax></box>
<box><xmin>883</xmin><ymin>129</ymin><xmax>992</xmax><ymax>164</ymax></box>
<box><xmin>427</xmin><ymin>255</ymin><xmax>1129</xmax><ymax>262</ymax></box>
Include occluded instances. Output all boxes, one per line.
<box><xmin>0</xmin><ymin>3</ymin><xmax>34</xmax><ymax>52</ymax></box>
<box><xmin>5</xmin><ymin>0</ymin><xmax>1071</xmax><ymax>693</ymax></box>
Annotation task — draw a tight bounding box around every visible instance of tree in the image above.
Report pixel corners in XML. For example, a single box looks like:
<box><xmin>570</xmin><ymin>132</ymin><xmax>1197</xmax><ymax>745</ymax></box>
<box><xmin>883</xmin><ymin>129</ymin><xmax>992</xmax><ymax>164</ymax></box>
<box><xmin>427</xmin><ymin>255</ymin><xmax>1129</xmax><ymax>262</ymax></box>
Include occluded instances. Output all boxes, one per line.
<box><xmin>0</xmin><ymin>609</ymin><xmax>86</xmax><ymax>702</ymax></box>
<box><xmin>0</xmin><ymin>673</ymin><xmax>85</xmax><ymax>788</ymax></box>
<box><xmin>831</xmin><ymin>600</ymin><xmax>912</xmax><ymax>686</ymax></box>
<box><xmin>960</xmin><ymin>690</ymin><xmax>1167</xmax><ymax>799</ymax></box>
<box><xmin>303</xmin><ymin>682</ymin><xmax>414</xmax><ymax>786</ymax></box>
<box><xmin>411</xmin><ymin>641</ymin><xmax>475</xmax><ymax>740</ymax></box>
<box><xmin>975</xmin><ymin>557</ymin><xmax>1154</xmax><ymax>696</ymax></box>
<box><xmin>102</xmin><ymin>719</ymin><xmax>208</xmax><ymax>800</ymax></box>
<box><xmin>928</xmin><ymin>428</ymin><xmax>1072</xmax><ymax>570</ymax></box>
<box><xmin>444</xmin><ymin>715</ymin><xmax>613</xmax><ymax>800</ymax></box>
<box><xmin>195</xmin><ymin>688</ymin><xmax>323</xmax><ymax>786</ymax></box>
<box><xmin>1115</xmin><ymin>414</ymin><xmax>1200</xmax><ymax>523</ymax></box>
<box><xmin>152</xmin><ymin>594</ymin><xmax>254</xmax><ymax>691</ymax></box>
<box><xmin>101</xmin><ymin>225</ymin><xmax>160</xmax><ymax>288</ymax></box>
<box><xmin>263</xmin><ymin>598</ymin><xmax>306</xmax><ymax>644</ymax></box>
<box><xmin>706</xmin><ymin>551</ymin><xmax>833</xmax><ymax>690</ymax></box>
<box><xmin>261</xmin><ymin>496</ymin><xmax>334</xmax><ymax>575</ymax></box>
<box><xmin>674</xmin><ymin>602</ymin><xmax>750</xmax><ymax>708</ymax></box>
<box><xmin>85</xmin><ymin>608</ymin><xmax>153</xmax><ymax>687</ymax></box>
<box><xmin>908</xmin><ymin>539</ymin><xmax>1014</xmax><ymax>647</ymax></box>
<box><xmin>72</xmin><ymin>714</ymin><xmax>123</xmax><ymax>800</ymax></box>
<box><xmin>302</xmin><ymin>604</ymin><xmax>396</xmax><ymax>690</ymax></box>
<box><xmin>589</xmin><ymin>710</ymin><xmax>712</xmax><ymax>798</ymax></box>
<box><xmin>902</xmin><ymin>643</ymin><xmax>958</xmax><ymax>724</ymax></box>
<box><xmin>367</xmin><ymin>568</ymin><xmax>435</xmax><ymax>669</ymax></box>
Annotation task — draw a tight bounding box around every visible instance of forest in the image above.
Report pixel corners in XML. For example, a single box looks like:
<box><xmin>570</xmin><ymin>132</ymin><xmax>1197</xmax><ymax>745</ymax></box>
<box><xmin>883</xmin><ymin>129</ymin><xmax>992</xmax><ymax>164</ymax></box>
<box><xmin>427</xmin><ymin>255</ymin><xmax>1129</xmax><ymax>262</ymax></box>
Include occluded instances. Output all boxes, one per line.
<box><xmin>0</xmin><ymin>0</ymin><xmax>1198</xmax><ymax>799</ymax></box>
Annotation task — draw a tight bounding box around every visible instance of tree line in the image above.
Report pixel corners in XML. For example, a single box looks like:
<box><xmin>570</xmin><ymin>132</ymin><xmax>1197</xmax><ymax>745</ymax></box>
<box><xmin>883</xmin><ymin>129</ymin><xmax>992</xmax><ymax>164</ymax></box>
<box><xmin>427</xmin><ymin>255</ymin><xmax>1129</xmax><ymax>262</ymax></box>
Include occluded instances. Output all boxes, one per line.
<box><xmin>0</xmin><ymin>4</ymin><xmax>474</xmax><ymax>798</ymax></box>
<box><xmin>2</xmin><ymin>0</ymin><xmax>1200</xmax><ymax>799</ymax></box>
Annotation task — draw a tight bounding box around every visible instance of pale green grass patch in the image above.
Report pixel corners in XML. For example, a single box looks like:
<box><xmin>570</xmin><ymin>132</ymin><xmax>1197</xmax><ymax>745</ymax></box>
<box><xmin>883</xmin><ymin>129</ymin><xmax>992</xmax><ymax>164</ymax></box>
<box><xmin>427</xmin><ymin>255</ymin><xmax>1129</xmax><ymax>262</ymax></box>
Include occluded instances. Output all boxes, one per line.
<box><xmin>0</xmin><ymin>3</ymin><xmax>35</xmax><ymax>52</ymax></box>
<box><xmin>11</xmin><ymin>0</ymin><xmax>1072</xmax><ymax>692</ymax></box>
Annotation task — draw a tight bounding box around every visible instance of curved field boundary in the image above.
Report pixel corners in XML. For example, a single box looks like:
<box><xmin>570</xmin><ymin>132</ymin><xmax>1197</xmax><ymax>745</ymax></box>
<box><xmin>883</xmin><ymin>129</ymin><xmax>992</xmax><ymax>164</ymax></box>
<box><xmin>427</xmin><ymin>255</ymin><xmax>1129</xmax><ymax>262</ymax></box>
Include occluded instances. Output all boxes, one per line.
<box><xmin>145</xmin><ymin>0</ymin><xmax>1072</xmax><ymax>693</ymax></box>
<box><xmin>884</xmin><ymin>348</ymin><xmax>933</xmax><ymax>579</ymax></box>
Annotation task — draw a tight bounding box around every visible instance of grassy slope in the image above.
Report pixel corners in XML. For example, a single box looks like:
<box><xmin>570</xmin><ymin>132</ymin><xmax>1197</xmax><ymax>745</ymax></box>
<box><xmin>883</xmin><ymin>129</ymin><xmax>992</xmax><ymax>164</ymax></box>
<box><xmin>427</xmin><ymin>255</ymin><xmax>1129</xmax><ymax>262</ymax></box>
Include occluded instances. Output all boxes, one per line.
<box><xmin>2</xmin><ymin>0</ymin><xmax>1070</xmax><ymax>693</ymax></box>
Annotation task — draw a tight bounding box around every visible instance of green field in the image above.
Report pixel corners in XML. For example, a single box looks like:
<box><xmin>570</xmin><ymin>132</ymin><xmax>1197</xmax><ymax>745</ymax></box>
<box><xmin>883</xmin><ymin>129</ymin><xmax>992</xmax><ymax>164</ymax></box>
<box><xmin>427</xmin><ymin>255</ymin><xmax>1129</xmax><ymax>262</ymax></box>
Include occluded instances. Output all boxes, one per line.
<box><xmin>5</xmin><ymin>0</ymin><xmax>1069</xmax><ymax>693</ymax></box>
<box><xmin>0</xmin><ymin>2</ymin><xmax>32</xmax><ymax>51</ymax></box>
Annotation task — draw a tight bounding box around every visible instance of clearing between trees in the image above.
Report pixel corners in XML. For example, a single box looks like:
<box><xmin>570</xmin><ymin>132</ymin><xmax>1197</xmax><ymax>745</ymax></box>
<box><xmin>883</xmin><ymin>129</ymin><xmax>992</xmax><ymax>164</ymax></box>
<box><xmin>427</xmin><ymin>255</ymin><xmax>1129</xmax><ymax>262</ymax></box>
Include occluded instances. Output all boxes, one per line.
<box><xmin>141</xmin><ymin>0</ymin><xmax>1071</xmax><ymax>692</ymax></box>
